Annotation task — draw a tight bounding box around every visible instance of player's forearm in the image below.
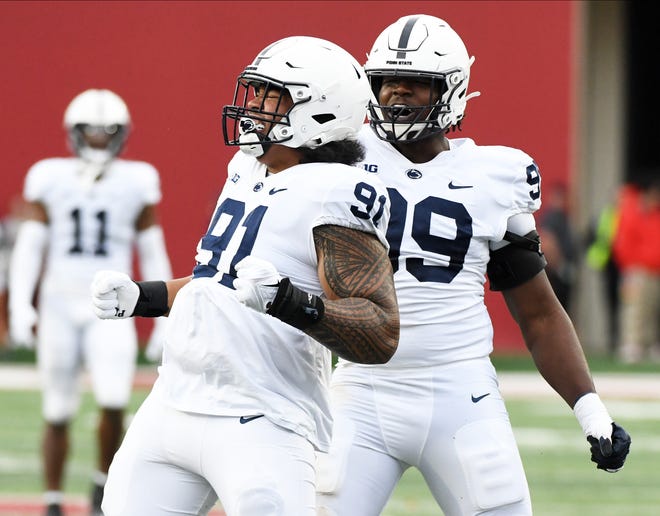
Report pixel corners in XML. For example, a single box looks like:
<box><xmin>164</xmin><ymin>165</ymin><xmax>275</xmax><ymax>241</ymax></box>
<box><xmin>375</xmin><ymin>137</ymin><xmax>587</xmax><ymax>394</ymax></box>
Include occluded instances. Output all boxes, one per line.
<box><xmin>310</xmin><ymin>224</ymin><xmax>399</xmax><ymax>363</ymax></box>
<box><xmin>522</xmin><ymin>309</ymin><xmax>596</xmax><ymax>407</ymax></box>
<box><xmin>131</xmin><ymin>276</ymin><xmax>191</xmax><ymax>317</ymax></box>
<box><xmin>305</xmin><ymin>297</ymin><xmax>399</xmax><ymax>364</ymax></box>
<box><xmin>163</xmin><ymin>276</ymin><xmax>192</xmax><ymax>314</ymax></box>
<box><xmin>504</xmin><ymin>273</ymin><xmax>597</xmax><ymax>407</ymax></box>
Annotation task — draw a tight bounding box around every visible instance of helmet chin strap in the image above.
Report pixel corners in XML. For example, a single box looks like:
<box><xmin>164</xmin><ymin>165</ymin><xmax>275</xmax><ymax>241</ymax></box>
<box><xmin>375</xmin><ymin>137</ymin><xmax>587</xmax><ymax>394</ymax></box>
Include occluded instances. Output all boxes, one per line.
<box><xmin>239</xmin><ymin>132</ymin><xmax>268</xmax><ymax>158</ymax></box>
<box><xmin>75</xmin><ymin>148</ymin><xmax>114</xmax><ymax>191</ymax></box>
<box><xmin>238</xmin><ymin>118</ymin><xmax>272</xmax><ymax>158</ymax></box>
<box><xmin>80</xmin><ymin>147</ymin><xmax>113</xmax><ymax>165</ymax></box>
<box><xmin>392</xmin><ymin>121</ymin><xmax>432</xmax><ymax>141</ymax></box>
<box><xmin>77</xmin><ymin>161</ymin><xmax>107</xmax><ymax>192</ymax></box>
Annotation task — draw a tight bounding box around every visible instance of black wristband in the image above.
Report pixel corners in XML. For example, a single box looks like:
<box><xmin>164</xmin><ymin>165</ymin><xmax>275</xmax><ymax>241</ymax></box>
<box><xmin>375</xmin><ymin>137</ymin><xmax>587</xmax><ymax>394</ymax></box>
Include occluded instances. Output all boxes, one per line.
<box><xmin>133</xmin><ymin>281</ymin><xmax>169</xmax><ymax>317</ymax></box>
<box><xmin>266</xmin><ymin>277</ymin><xmax>325</xmax><ymax>330</ymax></box>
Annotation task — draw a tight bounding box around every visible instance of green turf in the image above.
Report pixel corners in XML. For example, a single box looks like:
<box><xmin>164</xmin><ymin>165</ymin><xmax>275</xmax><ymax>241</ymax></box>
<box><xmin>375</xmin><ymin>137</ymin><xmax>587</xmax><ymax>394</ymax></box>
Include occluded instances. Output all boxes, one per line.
<box><xmin>0</xmin><ymin>380</ymin><xmax>657</xmax><ymax>515</ymax></box>
<box><xmin>0</xmin><ymin>347</ymin><xmax>155</xmax><ymax>366</ymax></box>
<box><xmin>0</xmin><ymin>389</ymin><xmax>149</xmax><ymax>495</ymax></box>
<box><xmin>491</xmin><ymin>352</ymin><xmax>660</xmax><ymax>374</ymax></box>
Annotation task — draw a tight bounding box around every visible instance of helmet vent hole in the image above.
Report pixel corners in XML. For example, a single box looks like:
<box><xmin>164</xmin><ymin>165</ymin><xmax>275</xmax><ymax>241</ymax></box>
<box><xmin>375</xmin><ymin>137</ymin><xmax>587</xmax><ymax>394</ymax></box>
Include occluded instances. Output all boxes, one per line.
<box><xmin>312</xmin><ymin>114</ymin><xmax>336</xmax><ymax>125</ymax></box>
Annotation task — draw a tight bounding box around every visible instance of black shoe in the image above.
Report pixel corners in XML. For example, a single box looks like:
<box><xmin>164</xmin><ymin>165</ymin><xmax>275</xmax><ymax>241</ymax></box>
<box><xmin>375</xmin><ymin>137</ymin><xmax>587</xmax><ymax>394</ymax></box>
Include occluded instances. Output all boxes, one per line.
<box><xmin>90</xmin><ymin>483</ymin><xmax>104</xmax><ymax>516</ymax></box>
<box><xmin>45</xmin><ymin>504</ymin><xmax>63</xmax><ymax>516</ymax></box>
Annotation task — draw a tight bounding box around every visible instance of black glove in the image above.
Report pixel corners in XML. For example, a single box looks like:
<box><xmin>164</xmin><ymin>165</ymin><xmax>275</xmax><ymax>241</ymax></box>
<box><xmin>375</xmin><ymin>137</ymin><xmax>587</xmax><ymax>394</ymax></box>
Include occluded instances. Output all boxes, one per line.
<box><xmin>267</xmin><ymin>277</ymin><xmax>325</xmax><ymax>330</ymax></box>
<box><xmin>587</xmin><ymin>422</ymin><xmax>631</xmax><ymax>472</ymax></box>
<box><xmin>234</xmin><ymin>257</ymin><xmax>324</xmax><ymax>330</ymax></box>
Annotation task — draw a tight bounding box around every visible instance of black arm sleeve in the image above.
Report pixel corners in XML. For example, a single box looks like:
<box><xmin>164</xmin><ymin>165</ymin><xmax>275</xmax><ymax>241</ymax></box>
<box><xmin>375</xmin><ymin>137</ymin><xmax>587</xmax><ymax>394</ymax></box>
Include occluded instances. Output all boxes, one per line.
<box><xmin>487</xmin><ymin>230</ymin><xmax>547</xmax><ymax>291</ymax></box>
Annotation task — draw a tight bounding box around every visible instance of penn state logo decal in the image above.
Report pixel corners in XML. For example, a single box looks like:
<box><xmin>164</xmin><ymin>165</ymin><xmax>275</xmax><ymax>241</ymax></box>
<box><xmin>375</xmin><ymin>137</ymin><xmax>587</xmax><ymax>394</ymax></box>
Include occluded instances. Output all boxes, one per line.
<box><xmin>253</xmin><ymin>182</ymin><xmax>264</xmax><ymax>192</ymax></box>
<box><xmin>406</xmin><ymin>169</ymin><xmax>423</xmax><ymax>179</ymax></box>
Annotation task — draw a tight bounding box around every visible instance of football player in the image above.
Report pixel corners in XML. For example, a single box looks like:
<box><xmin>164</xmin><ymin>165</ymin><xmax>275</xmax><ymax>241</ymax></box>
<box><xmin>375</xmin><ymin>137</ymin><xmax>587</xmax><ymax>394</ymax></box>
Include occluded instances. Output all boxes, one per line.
<box><xmin>316</xmin><ymin>15</ymin><xmax>631</xmax><ymax>516</ymax></box>
<box><xmin>90</xmin><ymin>36</ymin><xmax>399</xmax><ymax>515</ymax></box>
<box><xmin>8</xmin><ymin>89</ymin><xmax>172</xmax><ymax>516</ymax></box>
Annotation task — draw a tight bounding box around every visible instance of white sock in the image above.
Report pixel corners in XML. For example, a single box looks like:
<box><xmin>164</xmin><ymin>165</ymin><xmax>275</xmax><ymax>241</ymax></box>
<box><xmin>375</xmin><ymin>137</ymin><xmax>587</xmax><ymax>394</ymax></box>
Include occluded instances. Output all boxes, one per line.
<box><xmin>92</xmin><ymin>470</ymin><xmax>108</xmax><ymax>487</ymax></box>
<box><xmin>44</xmin><ymin>491</ymin><xmax>64</xmax><ymax>505</ymax></box>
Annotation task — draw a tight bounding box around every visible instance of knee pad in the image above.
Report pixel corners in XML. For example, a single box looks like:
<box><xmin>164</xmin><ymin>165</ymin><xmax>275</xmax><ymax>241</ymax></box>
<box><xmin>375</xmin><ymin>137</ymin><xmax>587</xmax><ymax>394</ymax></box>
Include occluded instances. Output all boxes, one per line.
<box><xmin>235</xmin><ymin>487</ymin><xmax>284</xmax><ymax>516</ymax></box>
<box><xmin>42</xmin><ymin>390</ymin><xmax>79</xmax><ymax>423</ymax></box>
<box><xmin>454</xmin><ymin>419</ymin><xmax>530</xmax><ymax>512</ymax></box>
<box><xmin>316</xmin><ymin>504</ymin><xmax>338</xmax><ymax>516</ymax></box>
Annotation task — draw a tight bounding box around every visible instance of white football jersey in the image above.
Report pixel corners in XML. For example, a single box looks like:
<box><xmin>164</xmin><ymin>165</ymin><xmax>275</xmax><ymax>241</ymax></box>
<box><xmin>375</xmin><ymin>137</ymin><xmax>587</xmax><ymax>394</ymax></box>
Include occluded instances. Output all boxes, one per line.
<box><xmin>23</xmin><ymin>157</ymin><xmax>161</xmax><ymax>293</ymax></box>
<box><xmin>337</xmin><ymin>126</ymin><xmax>542</xmax><ymax>369</ymax></box>
<box><xmin>157</xmin><ymin>150</ymin><xmax>390</xmax><ymax>451</ymax></box>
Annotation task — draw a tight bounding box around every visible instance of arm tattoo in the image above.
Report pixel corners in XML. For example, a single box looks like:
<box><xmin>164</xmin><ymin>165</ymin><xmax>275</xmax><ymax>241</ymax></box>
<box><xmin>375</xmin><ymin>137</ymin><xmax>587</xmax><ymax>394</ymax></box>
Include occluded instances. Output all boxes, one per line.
<box><xmin>305</xmin><ymin>225</ymin><xmax>399</xmax><ymax>364</ymax></box>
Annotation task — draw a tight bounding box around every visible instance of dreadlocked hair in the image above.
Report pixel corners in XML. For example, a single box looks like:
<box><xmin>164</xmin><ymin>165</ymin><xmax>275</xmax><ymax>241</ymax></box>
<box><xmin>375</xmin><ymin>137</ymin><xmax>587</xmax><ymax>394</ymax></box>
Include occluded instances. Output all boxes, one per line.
<box><xmin>298</xmin><ymin>139</ymin><xmax>365</xmax><ymax>166</ymax></box>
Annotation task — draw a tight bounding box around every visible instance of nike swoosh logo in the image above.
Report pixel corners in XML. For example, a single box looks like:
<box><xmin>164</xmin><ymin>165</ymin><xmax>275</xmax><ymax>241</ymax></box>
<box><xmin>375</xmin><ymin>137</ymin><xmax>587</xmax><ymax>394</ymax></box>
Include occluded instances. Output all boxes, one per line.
<box><xmin>471</xmin><ymin>393</ymin><xmax>491</xmax><ymax>403</ymax></box>
<box><xmin>239</xmin><ymin>415</ymin><xmax>265</xmax><ymax>424</ymax></box>
<box><xmin>269</xmin><ymin>187</ymin><xmax>288</xmax><ymax>195</ymax></box>
<box><xmin>448</xmin><ymin>181</ymin><xmax>473</xmax><ymax>190</ymax></box>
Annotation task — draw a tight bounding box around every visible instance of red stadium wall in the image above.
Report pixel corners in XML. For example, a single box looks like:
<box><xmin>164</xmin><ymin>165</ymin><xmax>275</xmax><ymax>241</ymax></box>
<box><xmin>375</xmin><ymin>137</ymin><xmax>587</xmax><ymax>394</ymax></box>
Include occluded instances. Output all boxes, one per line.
<box><xmin>0</xmin><ymin>1</ymin><xmax>578</xmax><ymax>351</ymax></box>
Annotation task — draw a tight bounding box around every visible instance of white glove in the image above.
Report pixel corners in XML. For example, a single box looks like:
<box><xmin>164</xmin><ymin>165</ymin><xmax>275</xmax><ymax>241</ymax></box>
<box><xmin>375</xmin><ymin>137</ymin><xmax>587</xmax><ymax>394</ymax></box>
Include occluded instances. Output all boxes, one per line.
<box><xmin>91</xmin><ymin>270</ymin><xmax>140</xmax><ymax>319</ymax></box>
<box><xmin>144</xmin><ymin>317</ymin><xmax>168</xmax><ymax>363</ymax></box>
<box><xmin>233</xmin><ymin>256</ymin><xmax>281</xmax><ymax>313</ymax></box>
<box><xmin>9</xmin><ymin>304</ymin><xmax>37</xmax><ymax>349</ymax></box>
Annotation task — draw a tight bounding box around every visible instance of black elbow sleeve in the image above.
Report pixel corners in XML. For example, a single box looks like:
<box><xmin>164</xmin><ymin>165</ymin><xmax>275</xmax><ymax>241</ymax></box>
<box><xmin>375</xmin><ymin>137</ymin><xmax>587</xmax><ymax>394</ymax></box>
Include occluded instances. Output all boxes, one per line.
<box><xmin>487</xmin><ymin>230</ymin><xmax>547</xmax><ymax>291</ymax></box>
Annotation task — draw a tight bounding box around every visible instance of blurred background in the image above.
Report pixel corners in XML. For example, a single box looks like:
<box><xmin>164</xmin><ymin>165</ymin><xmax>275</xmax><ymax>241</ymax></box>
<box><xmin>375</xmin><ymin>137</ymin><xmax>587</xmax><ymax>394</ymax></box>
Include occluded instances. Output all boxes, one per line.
<box><xmin>0</xmin><ymin>0</ymin><xmax>656</xmax><ymax>354</ymax></box>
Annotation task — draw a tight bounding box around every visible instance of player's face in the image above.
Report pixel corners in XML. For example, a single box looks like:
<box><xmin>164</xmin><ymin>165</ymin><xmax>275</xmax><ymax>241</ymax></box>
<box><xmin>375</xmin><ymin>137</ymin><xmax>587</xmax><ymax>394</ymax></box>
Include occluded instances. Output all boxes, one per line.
<box><xmin>245</xmin><ymin>82</ymin><xmax>293</xmax><ymax>136</ymax></box>
<box><xmin>81</xmin><ymin>125</ymin><xmax>117</xmax><ymax>149</ymax></box>
<box><xmin>378</xmin><ymin>76</ymin><xmax>440</xmax><ymax>122</ymax></box>
<box><xmin>241</xmin><ymin>82</ymin><xmax>298</xmax><ymax>172</ymax></box>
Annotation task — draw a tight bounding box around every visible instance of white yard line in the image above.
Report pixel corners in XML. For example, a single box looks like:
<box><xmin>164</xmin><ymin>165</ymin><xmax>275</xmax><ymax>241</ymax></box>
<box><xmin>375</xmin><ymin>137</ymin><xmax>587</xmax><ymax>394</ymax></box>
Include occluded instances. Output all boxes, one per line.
<box><xmin>498</xmin><ymin>371</ymin><xmax>660</xmax><ymax>400</ymax></box>
<box><xmin>0</xmin><ymin>364</ymin><xmax>158</xmax><ymax>390</ymax></box>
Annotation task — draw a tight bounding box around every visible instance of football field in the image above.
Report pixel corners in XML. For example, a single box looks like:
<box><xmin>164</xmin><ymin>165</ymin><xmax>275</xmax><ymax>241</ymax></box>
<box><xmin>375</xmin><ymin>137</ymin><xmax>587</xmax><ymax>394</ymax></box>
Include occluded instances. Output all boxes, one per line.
<box><xmin>0</xmin><ymin>363</ymin><xmax>658</xmax><ymax>515</ymax></box>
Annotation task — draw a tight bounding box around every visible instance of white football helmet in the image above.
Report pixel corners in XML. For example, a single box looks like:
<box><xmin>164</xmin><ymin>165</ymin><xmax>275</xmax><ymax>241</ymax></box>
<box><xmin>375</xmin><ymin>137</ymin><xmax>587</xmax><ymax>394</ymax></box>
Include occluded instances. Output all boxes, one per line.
<box><xmin>222</xmin><ymin>36</ymin><xmax>371</xmax><ymax>157</ymax></box>
<box><xmin>63</xmin><ymin>89</ymin><xmax>131</xmax><ymax>164</ymax></box>
<box><xmin>365</xmin><ymin>14</ymin><xmax>480</xmax><ymax>142</ymax></box>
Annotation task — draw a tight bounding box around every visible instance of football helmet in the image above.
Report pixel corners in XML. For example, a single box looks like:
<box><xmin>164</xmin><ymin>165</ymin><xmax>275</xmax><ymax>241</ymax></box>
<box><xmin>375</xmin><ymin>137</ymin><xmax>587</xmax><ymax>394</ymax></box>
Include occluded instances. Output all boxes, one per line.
<box><xmin>222</xmin><ymin>36</ymin><xmax>371</xmax><ymax>157</ymax></box>
<box><xmin>63</xmin><ymin>89</ymin><xmax>131</xmax><ymax>164</ymax></box>
<box><xmin>364</xmin><ymin>14</ymin><xmax>480</xmax><ymax>142</ymax></box>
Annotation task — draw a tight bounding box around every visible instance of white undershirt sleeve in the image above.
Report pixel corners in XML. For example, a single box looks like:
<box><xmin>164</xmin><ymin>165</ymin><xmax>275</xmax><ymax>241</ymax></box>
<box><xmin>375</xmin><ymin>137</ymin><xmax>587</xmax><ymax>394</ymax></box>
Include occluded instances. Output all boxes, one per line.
<box><xmin>489</xmin><ymin>212</ymin><xmax>538</xmax><ymax>251</ymax></box>
<box><xmin>9</xmin><ymin>220</ymin><xmax>48</xmax><ymax>312</ymax></box>
<box><xmin>136</xmin><ymin>225</ymin><xmax>172</xmax><ymax>281</ymax></box>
